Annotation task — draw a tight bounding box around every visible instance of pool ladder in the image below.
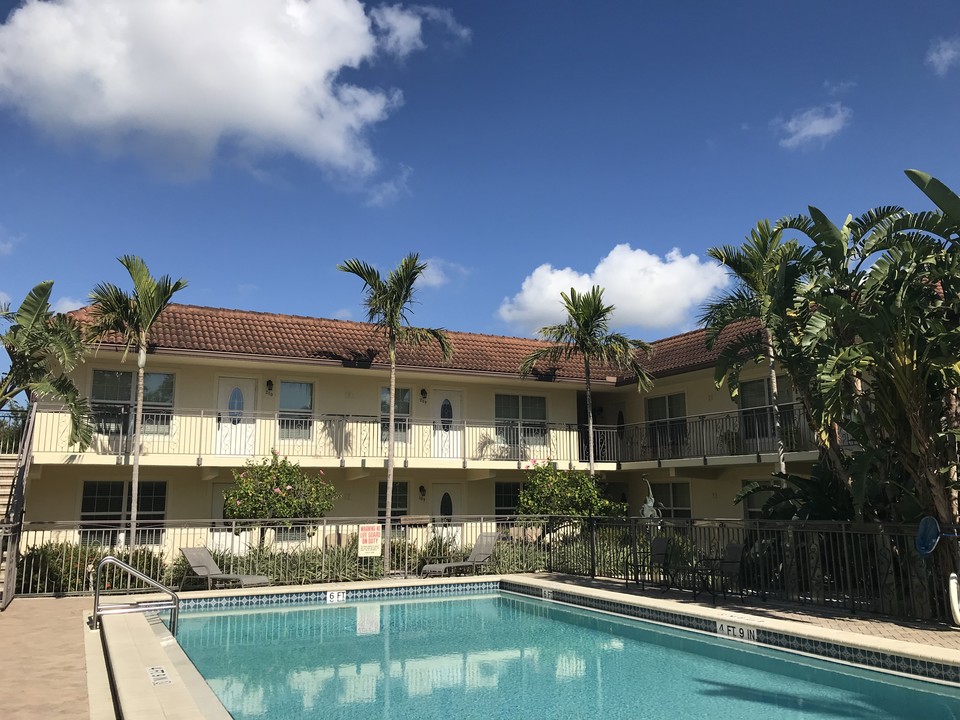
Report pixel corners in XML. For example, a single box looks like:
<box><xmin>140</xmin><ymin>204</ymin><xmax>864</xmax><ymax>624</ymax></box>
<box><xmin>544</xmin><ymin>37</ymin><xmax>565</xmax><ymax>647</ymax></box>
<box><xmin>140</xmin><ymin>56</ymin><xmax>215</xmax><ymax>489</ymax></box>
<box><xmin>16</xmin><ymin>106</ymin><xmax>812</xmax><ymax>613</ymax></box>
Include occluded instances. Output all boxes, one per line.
<box><xmin>92</xmin><ymin>555</ymin><xmax>180</xmax><ymax>636</ymax></box>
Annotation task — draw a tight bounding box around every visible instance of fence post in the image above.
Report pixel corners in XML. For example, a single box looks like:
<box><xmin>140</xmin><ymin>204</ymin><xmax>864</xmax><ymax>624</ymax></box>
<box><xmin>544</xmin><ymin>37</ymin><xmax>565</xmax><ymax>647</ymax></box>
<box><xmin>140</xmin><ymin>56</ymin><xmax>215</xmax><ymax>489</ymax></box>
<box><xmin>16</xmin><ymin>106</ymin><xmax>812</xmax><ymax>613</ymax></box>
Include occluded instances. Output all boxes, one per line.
<box><xmin>842</xmin><ymin>523</ymin><xmax>855</xmax><ymax>613</ymax></box>
<box><xmin>589</xmin><ymin>516</ymin><xmax>597</xmax><ymax>579</ymax></box>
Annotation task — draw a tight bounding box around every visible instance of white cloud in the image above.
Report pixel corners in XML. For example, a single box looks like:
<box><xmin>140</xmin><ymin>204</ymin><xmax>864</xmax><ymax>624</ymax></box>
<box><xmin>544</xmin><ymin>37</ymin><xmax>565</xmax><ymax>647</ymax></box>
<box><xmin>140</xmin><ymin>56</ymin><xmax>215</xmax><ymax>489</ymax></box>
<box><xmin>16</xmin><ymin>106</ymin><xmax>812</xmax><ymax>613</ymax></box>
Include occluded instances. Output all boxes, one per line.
<box><xmin>332</xmin><ymin>307</ymin><xmax>353</xmax><ymax>320</ymax></box>
<box><xmin>52</xmin><ymin>296</ymin><xmax>85</xmax><ymax>314</ymax></box>
<box><xmin>0</xmin><ymin>225</ymin><xmax>21</xmax><ymax>255</ymax></box>
<box><xmin>366</xmin><ymin>164</ymin><xmax>413</xmax><ymax>207</ymax></box>
<box><xmin>927</xmin><ymin>37</ymin><xmax>960</xmax><ymax>76</ymax></box>
<box><xmin>498</xmin><ymin>244</ymin><xmax>729</xmax><ymax>336</ymax></box>
<box><xmin>419</xmin><ymin>257</ymin><xmax>468</xmax><ymax>288</ymax></box>
<box><xmin>0</xmin><ymin>1</ymin><xmax>465</xmax><ymax>179</ymax></box>
<box><xmin>0</xmin><ymin>291</ymin><xmax>10</xmax><ymax>307</ymax></box>
<box><xmin>372</xmin><ymin>5</ymin><xmax>425</xmax><ymax>57</ymax></box>
<box><xmin>775</xmin><ymin>103</ymin><xmax>852</xmax><ymax>149</ymax></box>
<box><xmin>823</xmin><ymin>79</ymin><xmax>856</xmax><ymax>95</ymax></box>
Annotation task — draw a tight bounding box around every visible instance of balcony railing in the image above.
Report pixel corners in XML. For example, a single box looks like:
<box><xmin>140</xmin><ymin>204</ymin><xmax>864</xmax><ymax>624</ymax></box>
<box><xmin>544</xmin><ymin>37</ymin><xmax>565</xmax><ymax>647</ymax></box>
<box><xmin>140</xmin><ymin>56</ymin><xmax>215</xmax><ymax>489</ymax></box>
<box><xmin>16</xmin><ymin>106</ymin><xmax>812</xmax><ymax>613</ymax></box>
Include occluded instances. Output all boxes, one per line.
<box><xmin>31</xmin><ymin>402</ymin><xmax>818</xmax><ymax>466</ymax></box>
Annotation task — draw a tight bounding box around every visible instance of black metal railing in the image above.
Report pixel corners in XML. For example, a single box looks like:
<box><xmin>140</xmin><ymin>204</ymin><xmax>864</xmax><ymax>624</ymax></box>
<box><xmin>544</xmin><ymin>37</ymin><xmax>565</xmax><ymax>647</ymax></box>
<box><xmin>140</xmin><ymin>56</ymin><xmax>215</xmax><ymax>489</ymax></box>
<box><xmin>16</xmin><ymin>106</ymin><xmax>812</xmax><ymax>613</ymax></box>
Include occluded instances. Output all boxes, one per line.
<box><xmin>8</xmin><ymin>514</ymin><xmax>954</xmax><ymax>624</ymax></box>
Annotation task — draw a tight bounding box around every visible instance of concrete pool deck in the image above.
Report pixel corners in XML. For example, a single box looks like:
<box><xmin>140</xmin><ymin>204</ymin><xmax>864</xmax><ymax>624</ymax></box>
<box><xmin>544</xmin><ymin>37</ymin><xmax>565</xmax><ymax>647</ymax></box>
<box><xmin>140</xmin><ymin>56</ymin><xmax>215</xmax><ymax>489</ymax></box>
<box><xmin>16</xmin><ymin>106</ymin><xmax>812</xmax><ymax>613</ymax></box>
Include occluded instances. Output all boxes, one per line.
<box><xmin>1</xmin><ymin>574</ymin><xmax>958</xmax><ymax>718</ymax></box>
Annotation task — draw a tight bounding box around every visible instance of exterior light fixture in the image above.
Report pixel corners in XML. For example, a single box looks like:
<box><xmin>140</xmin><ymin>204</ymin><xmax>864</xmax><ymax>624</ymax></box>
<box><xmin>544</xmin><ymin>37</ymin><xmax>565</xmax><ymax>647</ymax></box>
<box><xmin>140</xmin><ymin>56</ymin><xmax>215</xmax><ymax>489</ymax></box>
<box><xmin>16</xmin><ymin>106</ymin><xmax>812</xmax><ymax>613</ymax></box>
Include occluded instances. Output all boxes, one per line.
<box><xmin>420</xmin><ymin>388</ymin><xmax>428</xmax><ymax>403</ymax></box>
<box><xmin>419</xmin><ymin>485</ymin><xmax>427</xmax><ymax>500</ymax></box>
<box><xmin>266</xmin><ymin>380</ymin><xmax>274</xmax><ymax>396</ymax></box>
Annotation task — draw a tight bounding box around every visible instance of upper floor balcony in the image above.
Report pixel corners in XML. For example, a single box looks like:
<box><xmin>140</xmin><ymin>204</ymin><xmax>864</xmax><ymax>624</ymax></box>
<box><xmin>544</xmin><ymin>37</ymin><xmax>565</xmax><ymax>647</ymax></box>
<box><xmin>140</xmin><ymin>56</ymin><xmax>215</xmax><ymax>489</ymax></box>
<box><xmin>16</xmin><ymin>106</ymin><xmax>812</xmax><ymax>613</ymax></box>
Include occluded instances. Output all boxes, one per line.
<box><xmin>30</xmin><ymin>402</ymin><xmax>818</xmax><ymax>469</ymax></box>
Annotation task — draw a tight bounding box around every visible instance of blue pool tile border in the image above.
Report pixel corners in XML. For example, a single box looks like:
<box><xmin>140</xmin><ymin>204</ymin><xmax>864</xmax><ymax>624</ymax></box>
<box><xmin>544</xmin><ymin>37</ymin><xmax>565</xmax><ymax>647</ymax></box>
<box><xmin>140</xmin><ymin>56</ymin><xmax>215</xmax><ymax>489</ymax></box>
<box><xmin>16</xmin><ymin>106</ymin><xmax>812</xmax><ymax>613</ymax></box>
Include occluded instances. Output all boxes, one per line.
<box><xmin>499</xmin><ymin>580</ymin><xmax>960</xmax><ymax>686</ymax></box>
<box><xmin>179</xmin><ymin>580</ymin><xmax>500</xmax><ymax>612</ymax></box>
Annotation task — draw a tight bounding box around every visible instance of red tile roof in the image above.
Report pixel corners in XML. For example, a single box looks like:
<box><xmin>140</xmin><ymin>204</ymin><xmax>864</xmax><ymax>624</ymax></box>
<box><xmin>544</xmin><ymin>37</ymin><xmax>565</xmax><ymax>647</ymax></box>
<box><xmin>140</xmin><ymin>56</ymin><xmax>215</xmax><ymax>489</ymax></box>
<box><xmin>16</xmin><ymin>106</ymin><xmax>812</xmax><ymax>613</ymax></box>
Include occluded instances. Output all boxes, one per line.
<box><xmin>72</xmin><ymin>304</ymin><xmax>757</xmax><ymax>383</ymax></box>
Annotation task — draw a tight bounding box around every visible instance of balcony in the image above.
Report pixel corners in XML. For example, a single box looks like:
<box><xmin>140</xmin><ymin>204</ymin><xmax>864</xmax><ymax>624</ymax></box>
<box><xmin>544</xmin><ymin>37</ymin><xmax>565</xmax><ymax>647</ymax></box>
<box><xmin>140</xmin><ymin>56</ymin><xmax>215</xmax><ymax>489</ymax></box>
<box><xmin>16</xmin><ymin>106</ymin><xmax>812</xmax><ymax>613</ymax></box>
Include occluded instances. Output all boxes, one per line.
<box><xmin>30</xmin><ymin>403</ymin><xmax>818</xmax><ymax>468</ymax></box>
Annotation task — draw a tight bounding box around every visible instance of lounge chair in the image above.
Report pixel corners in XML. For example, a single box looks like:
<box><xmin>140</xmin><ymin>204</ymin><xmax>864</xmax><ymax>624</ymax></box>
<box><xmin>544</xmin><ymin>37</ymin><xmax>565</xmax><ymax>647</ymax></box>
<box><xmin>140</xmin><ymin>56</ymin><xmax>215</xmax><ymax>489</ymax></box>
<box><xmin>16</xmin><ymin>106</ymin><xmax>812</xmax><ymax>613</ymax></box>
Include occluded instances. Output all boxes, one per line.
<box><xmin>625</xmin><ymin>536</ymin><xmax>676</xmax><ymax>591</ymax></box>
<box><xmin>420</xmin><ymin>532</ymin><xmax>499</xmax><ymax>577</ymax></box>
<box><xmin>179</xmin><ymin>547</ymin><xmax>271</xmax><ymax>590</ymax></box>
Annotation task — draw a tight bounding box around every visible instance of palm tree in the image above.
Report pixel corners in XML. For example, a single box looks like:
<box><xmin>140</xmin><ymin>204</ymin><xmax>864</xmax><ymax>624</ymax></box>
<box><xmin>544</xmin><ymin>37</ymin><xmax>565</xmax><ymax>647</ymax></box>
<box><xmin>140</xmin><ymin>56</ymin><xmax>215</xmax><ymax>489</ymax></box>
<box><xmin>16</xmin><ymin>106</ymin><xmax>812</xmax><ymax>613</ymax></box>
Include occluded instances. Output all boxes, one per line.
<box><xmin>338</xmin><ymin>253</ymin><xmax>452</xmax><ymax>571</ymax></box>
<box><xmin>1</xmin><ymin>281</ymin><xmax>91</xmax><ymax>447</ymax></box>
<box><xmin>699</xmin><ymin>220</ymin><xmax>805</xmax><ymax>475</ymax></box>
<box><xmin>520</xmin><ymin>286</ymin><xmax>652</xmax><ymax>477</ymax></box>
<box><xmin>87</xmin><ymin>256</ymin><xmax>187</xmax><ymax>549</ymax></box>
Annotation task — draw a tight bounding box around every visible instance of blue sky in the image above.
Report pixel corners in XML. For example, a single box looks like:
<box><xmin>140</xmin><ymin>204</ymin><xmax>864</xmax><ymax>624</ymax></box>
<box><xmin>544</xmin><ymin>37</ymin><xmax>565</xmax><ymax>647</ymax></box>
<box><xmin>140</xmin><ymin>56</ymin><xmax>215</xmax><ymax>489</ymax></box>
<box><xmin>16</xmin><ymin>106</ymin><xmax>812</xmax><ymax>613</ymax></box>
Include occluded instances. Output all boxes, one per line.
<box><xmin>1</xmin><ymin>0</ymin><xmax>959</xmax><ymax>344</ymax></box>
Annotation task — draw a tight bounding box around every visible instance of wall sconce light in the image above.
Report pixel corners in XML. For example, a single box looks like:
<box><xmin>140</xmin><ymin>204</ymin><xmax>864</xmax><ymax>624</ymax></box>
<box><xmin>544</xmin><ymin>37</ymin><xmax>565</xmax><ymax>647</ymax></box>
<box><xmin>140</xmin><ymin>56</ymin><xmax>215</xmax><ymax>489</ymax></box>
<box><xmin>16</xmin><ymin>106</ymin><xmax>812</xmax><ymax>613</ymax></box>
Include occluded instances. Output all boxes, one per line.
<box><xmin>419</xmin><ymin>388</ymin><xmax>428</xmax><ymax>403</ymax></box>
<box><xmin>418</xmin><ymin>485</ymin><xmax>427</xmax><ymax>501</ymax></box>
<box><xmin>265</xmin><ymin>380</ymin><xmax>274</xmax><ymax>396</ymax></box>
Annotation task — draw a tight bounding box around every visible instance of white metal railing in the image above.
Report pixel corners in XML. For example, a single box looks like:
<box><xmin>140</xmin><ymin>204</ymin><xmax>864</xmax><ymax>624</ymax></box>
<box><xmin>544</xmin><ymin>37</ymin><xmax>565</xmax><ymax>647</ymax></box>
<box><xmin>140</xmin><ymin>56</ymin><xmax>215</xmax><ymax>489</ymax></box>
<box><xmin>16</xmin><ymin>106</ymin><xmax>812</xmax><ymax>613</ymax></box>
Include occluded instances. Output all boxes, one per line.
<box><xmin>31</xmin><ymin>403</ymin><xmax>820</xmax><ymax>465</ymax></box>
<box><xmin>93</xmin><ymin>555</ymin><xmax>180</xmax><ymax>634</ymax></box>
<box><xmin>0</xmin><ymin>408</ymin><xmax>27</xmax><ymax>456</ymax></box>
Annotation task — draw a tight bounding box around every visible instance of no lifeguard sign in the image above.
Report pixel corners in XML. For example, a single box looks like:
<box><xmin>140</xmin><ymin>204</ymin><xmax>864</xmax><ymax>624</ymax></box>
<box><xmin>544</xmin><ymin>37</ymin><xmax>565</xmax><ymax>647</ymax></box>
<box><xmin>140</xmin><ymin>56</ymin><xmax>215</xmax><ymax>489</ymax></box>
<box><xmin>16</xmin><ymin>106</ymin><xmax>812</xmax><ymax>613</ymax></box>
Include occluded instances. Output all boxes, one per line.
<box><xmin>358</xmin><ymin>524</ymin><xmax>382</xmax><ymax>557</ymax></box>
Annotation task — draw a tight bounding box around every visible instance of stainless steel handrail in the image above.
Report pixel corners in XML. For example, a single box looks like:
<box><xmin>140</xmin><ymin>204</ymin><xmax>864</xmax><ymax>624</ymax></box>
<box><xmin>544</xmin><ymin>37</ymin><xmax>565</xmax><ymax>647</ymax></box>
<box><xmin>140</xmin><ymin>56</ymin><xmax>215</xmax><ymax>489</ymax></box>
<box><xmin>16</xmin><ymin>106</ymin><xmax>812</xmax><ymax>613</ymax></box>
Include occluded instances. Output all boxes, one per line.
<box><xmin>93</xmin><ymin>555</ymin><xmax>180</xmax><ymax>635</ymax></box>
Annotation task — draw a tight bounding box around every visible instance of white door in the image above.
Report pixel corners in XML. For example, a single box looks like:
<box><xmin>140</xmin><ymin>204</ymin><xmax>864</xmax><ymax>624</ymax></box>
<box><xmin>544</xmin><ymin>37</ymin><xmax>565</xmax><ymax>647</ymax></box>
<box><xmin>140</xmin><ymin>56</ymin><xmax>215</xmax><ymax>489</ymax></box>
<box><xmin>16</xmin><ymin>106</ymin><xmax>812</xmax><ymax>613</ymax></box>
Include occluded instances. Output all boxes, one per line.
<box><xmin>432</xmin><ymin>390</ymin><xmax>462</xmax><ymax>459</ymax></box>
<box><xmin>215</xmin><ymin>377</ymin><xmax>256</xmax><ymax>455</ymax></box>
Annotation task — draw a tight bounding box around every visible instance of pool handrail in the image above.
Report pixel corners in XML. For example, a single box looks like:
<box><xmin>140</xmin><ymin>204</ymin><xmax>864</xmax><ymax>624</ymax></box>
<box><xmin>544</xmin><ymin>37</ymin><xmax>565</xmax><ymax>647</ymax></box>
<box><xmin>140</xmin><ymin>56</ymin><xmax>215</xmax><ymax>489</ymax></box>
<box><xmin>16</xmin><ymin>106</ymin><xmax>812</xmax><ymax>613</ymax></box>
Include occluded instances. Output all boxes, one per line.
<box><xmin>93</xmin><ymin>555</ymin><xmax>180</xmax><ymax>635</ymax></box>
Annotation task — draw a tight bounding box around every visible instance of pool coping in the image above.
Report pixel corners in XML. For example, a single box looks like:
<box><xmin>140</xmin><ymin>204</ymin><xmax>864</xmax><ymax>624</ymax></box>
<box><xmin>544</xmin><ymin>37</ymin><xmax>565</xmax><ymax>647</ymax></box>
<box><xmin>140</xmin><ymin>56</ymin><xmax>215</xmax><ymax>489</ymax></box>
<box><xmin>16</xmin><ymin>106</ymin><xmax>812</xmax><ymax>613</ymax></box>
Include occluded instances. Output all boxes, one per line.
<box><xmin>99</xmin><ymin>574</ymin><xmax>960</xmax><ymax>718</ymax></box>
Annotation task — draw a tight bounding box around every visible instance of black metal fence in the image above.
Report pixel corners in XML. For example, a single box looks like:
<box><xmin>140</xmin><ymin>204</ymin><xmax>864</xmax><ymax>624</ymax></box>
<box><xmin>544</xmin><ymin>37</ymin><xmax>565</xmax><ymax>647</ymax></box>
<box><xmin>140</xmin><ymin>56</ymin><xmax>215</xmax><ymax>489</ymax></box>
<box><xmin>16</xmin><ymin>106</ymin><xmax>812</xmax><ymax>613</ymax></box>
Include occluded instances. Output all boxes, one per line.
<box><xmin>8</xmin><ymin>515</ymin><xmax>955</xmax><ymax>624</ymax></box>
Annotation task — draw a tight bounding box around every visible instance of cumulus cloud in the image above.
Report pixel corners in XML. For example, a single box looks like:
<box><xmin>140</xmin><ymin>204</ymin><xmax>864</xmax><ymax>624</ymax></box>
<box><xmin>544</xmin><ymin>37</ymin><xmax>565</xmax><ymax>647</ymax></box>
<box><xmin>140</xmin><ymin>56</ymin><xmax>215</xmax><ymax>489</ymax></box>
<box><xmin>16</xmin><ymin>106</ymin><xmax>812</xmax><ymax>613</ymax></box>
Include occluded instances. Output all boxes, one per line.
<box><xmin>52</xmin><ymin>296</ymin><xmax>85</xmax><ymax>314</ymax></box>
<box><xmin>0</xmin><ymin>290</ymin><xmax>9</xmax><ymax>307</ymax></box>
<box><xmin>0</xmin><ymin>1</ymin><xmax>465</xmax><ymax>179</ymax></box>
<box><xmin>927</xmin><ymin>37</ymin><xmax>960</xmax><ymax>76</ymax></box>
<box><xmin>775</xmin><ymin>103</ymin><xmax>851</xmax><ymax>149</ymax></box>
<box><xmin>498</xmin><ymin>245</ymin><xmax>728</xmax><ymax>336</ymax></box>
<box><xmin>419</xmin><ymin>257</ymin><xmax>468</xmax><ymax>288</ymax></box>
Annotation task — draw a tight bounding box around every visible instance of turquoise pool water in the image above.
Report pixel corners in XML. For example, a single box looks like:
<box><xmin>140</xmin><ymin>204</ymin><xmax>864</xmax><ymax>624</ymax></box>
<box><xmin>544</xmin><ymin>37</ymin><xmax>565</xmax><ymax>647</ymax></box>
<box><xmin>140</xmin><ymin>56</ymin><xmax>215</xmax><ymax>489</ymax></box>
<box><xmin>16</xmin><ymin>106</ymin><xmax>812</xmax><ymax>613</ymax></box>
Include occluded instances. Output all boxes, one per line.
<box><xmin>175</xmin><ymin>593</ymin><xmax>960</xmax><ymax>719</ymax></box>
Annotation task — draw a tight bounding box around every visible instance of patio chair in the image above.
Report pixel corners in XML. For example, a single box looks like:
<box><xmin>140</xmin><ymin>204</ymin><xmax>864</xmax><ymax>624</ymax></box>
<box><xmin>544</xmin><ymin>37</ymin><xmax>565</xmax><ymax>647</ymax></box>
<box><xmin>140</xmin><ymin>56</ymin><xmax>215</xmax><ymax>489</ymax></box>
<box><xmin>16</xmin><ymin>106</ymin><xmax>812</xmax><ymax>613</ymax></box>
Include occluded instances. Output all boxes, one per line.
<box><xmin>420</xmin><ymin>532</ymin><xmax>499</xmax><ymax>577</ymax></box>
<box><xmin>693</xmin><ymin>542</ymin><xmax>745</xmax><ymax>603</ymax></box>
<box><xmin>179</xmin><ymin>547</ymin><xmax>271</xmax><ymax>591</ymax></box>
<box><xmin>625</xmin><ymin>536</ymin><xmax>676</xmax><ymax>592</ymax></box>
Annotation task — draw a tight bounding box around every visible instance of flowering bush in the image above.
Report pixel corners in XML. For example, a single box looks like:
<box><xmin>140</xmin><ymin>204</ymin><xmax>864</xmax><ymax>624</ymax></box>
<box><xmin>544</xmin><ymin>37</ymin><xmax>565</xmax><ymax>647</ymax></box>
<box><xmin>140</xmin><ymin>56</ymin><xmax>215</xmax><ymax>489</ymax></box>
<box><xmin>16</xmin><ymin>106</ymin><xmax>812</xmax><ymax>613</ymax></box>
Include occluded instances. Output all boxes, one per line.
<box><xmin>516</xmin><ymin>460</ymin><xmax>627</xmax><ymax>517</ymax></box>
<box><xmin>223</xmin><ymin>451</ymin><xmax>338</xmax><ymax>521</ymax></box>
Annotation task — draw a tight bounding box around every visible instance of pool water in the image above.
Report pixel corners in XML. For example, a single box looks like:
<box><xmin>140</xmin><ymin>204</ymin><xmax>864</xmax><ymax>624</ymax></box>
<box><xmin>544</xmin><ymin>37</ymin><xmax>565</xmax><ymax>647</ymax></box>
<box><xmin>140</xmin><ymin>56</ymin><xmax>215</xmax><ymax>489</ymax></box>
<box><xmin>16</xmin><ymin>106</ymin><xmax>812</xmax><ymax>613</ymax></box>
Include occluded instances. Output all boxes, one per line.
<box><xmin>174</xmin><ymin>593</ymin><xmax>960</xmax><ymax>720</ymax></box>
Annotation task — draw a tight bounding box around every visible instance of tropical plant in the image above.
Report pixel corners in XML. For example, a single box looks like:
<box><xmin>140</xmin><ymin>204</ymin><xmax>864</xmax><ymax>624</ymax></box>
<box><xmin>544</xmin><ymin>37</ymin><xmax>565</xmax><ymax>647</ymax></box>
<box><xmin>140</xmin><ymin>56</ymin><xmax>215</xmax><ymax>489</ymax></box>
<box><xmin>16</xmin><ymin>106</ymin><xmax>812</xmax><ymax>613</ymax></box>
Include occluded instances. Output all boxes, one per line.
<box><xmin>520</xmin><ymin>286</ymin><xmax>652</xmax><ymax>476</ymax></box>
<box><xmin>87</xmin><ymin>256</ymin><xmax>187</xmax><ymax>548</ymax></box>
<box><xmin>223</xmin><ymin>451</ymin><xmax>338</xmax><ymax>522</ymax></box>
<box><xmin>338</xmin><ymin>253</ymin><xmax>452</xmax><ymax>571</ymax></box>
<box><xmin>735</xmin><ymin>464</ymin><xmax>854</xmax><ymax>521</ymax></box>
<box><xmin>700</xmin><ymin>221</ymin><xmax>806</xmax><ymax>474</ymax></box>
<box><xmin>1</xmin><ymin>281</ymin><xmax>91</xmax><ymax>447</ymax></box>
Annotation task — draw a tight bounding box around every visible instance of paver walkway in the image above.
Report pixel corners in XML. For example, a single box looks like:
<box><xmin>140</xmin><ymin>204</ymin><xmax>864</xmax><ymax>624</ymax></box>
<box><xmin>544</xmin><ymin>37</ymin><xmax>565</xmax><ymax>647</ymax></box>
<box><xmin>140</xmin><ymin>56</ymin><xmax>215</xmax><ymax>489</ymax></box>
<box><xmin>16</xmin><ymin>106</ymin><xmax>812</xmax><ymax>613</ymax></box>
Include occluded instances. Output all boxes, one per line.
<box><xmin>0</xmin><ymin>596</ymin><xmax>92</xmax><ymax>719</ymax></box>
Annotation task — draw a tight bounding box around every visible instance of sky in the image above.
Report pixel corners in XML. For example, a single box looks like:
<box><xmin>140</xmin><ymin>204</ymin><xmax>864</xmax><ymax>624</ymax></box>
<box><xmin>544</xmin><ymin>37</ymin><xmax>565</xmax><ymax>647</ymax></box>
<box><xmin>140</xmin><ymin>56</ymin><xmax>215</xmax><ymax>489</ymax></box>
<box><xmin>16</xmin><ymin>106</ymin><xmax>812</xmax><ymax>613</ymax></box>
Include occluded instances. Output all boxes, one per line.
<box><xmin>0</xmin><ymin>0</ymin><xmax>959</xmax><ymax>345</ymax></box>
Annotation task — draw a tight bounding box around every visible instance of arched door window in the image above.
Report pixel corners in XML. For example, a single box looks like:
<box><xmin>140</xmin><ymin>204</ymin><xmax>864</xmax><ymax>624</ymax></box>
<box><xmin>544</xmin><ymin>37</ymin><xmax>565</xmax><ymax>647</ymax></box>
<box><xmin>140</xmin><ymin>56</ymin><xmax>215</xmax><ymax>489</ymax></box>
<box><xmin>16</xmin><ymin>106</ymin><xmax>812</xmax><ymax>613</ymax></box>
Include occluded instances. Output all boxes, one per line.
<box><xmin>440</xmin><ymin>492</ymin><xmax>453</xmax><ymax>518</ymax></box>
<box><xmin>440</xmin><ymin>399</ymin><xmax>453</xmax><ymax>432</ymax></box>
<box><xmin>228</xmin><ymin>387</ymin><xmax>244</xmax><ymax>425</ymax></box>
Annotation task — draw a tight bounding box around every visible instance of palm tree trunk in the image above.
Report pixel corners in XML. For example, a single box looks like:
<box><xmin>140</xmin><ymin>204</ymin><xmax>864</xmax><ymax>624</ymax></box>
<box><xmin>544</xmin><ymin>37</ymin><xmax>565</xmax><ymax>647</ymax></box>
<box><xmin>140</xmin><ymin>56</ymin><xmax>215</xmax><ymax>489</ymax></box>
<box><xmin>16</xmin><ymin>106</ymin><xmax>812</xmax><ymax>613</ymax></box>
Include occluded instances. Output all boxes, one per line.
<box><xmin>585</xmin><ymin>357</ymin><xmax>594</xmax><ymax>477</ymax></box>
<box><xmin>130</xmin><ymin>343</ymin><xmax>146</xmax><ymax>550</ymax></box>
<box><xmin>384</xmin><ymin>334</ymin><xmax>396</xmax><ymax>573</ymax></box>
<box><xmin>764</xmin><ymin>329</ymin><xmax>786</xmax><ymax>476</ymax></box>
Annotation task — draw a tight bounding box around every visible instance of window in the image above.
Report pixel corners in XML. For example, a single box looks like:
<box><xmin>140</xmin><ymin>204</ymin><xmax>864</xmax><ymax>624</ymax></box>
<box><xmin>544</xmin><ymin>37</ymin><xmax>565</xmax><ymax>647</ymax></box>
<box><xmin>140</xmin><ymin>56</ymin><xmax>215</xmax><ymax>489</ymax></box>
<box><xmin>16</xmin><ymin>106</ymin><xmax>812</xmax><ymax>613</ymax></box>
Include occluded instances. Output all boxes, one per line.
<box><xmin>740</xmin><ymin>377</ymin><xmax>794</xmax><ymax>440</ymax></box>
<box><xmin>495</xmin><ymin>394</ymin><xmax>547</xmax><ymax>445</ymax></box>
<box><xmin>380</xmin><ymin>387</ymin><xmax>411</xmax><ymax>443</ymax></box>
<box><xmin>279</xmin><ymin>381</ymin><xmax>313</xmax><ymax>440</ymax></box>
<box><xmin>742</xmin><ymin>479</ymin><xmax>772</xmax><ymax>520</ymax></box>
<box><xmin>645</xmin><ymin>393</ymin><xmax>687</xmax><ymax>457</ymax></box>
<box><xmin>377</xmin><ymin>481</ymin><xmax>408</xmax><ymax>520</ymax></box>
<box><xmin>495</xmin><ymin>482</ymin><xmax>523</xmax><ymax>517</ymax></box>
<box><xmin>650</xmin><ymin>481</ymin><xmax>691</xmax><ymax>519</ymax></box>
<box><xmin>91</xmin><ymin>370</ymin><xmax>174</xmax><ymax>435</ymax></box>
<box><xmin>80</xmin><ymin>480</ymin><xmax>167</xmax><ymax>545</ymax></box>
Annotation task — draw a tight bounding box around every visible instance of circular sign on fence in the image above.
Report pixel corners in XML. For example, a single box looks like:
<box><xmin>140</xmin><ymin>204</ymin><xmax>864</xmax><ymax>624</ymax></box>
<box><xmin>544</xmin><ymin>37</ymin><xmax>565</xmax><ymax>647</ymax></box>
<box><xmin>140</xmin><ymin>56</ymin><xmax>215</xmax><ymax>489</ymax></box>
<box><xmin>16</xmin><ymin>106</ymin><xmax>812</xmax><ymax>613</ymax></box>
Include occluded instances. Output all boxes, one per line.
<box><xmin>916</xmin><ymin>516</ymin><xmax>941</xmax><ymax>557</ymax></box>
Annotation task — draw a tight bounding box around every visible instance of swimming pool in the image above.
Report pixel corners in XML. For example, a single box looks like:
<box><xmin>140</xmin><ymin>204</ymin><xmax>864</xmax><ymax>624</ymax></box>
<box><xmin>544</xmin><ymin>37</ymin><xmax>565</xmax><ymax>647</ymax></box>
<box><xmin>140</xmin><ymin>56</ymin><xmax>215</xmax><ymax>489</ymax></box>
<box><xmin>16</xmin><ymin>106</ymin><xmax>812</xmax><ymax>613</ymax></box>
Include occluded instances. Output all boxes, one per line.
<box><xmin>174</xmin><ymin>590</ymin><xmax>960</xmax><ymax>719</ymax></box>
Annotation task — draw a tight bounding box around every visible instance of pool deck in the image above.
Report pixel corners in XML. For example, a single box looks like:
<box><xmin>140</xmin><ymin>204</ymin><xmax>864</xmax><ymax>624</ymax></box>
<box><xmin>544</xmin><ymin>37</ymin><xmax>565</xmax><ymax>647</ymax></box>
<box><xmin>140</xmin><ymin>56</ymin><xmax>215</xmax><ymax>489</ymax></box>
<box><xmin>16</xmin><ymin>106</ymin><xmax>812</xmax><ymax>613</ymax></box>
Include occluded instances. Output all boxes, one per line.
<box><xmin>1</xmin><ymin>575</ymin><xmax>958</xmax><ymax>718</ymax></box>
